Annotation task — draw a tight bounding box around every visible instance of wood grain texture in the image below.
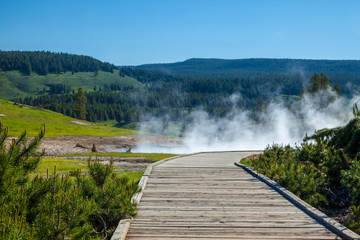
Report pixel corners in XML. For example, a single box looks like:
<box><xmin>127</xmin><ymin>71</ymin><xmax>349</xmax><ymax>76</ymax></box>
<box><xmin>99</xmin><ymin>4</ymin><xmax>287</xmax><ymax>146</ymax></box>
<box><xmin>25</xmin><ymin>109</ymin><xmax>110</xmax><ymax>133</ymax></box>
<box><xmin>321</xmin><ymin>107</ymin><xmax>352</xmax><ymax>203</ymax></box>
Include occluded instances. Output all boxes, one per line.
<box><xmin>125</xmin><ymin>152</ymin><xmax>343</xmax><ymax>240</ymax></box>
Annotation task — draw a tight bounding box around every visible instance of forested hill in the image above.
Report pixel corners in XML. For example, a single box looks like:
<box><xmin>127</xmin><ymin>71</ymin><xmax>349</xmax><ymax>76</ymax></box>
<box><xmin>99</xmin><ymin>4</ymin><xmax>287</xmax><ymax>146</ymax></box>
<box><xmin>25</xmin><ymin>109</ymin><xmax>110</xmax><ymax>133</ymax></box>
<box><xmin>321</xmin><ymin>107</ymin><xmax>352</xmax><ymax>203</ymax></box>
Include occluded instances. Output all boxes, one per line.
<box><xmin>134</xmin><ymin>58</ymin><xmax>360</xmax><ymax>79</ymax></box>
<box><xmin>0</xmin><ymin>51</ymin><xmax>115</xmax><ymax>75</ymax></box>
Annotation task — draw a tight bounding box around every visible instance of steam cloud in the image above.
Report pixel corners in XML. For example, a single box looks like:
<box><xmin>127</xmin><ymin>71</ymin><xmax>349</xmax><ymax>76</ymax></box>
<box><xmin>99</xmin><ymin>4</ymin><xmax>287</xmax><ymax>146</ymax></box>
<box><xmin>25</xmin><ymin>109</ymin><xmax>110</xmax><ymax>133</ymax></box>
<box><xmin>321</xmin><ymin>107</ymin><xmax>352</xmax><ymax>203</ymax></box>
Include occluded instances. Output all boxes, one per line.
<box><xmin>135</xmin><ymin>89</ymin><xmax>358</xmax><ymax>154</ymax></box>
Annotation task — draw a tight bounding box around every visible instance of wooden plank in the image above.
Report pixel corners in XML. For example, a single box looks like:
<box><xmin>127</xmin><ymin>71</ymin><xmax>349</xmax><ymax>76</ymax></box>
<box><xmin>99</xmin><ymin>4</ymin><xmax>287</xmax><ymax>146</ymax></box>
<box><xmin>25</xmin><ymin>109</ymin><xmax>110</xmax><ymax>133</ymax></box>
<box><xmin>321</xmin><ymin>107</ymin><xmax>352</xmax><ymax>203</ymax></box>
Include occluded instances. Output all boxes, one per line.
<box><xmin>134</xmin><ymin>211</ymin><xmax>312</xmax><ymax>219</ymax></box>
<box><xmin>126</xmin><ymin>231</ymin><xmax>339</xmax><ymax>239</ymax></box>
<box><xmin>149</xmin><ymin>174</ymin><xmax>253</xmax><ymax>178</ymax></box>
<box><xmin>137</xmin><ymin>206</ymin><xmax>305</xmax><ymax>211</ymax></box>
<box><xmin>127</xmin><ymin>227</ymin><xmax>337</xmax><ymax>235</ymax></box>
<box><xmin>147</xmin><ymin>178</ymin><xmax>261</xmax><ymax>183</ymax></box>
<box><xmin>130</xmin><ymin>223</ymin><xmax>322</xmax><ymax>228</ymax></box>
<box><xmin>151</xmin><ymin>168</ymin><xmax>250</xmax><ymax>172</ymax></box>
<box><xmin>134</xmin><ymin>212</ymin><xmax>315</xmax><ymax>218</ymax></box>
<box><xmin>141</xmin><ymin>194</ymin><xmax>286</xmax><ymax>200</ymax></box>
<box><xmin>127</xmin><ymin>236</ymin><xmax>337</xmax><ymax>240</ymax></box>
<box><xmin>140</xmin><ymin>197</ymin><xmax>291</xmax><ymax>202</ymax></box>
<box><xmin>150</xmin><ymin>172</ymin><xmax>250</xmax><ymax>175</ymax></box>
<box><xmin>142</xmin><ymin>191</ymin><xmax>281</xmax><ymax>197</ymax></box>
<box><xmin>145</xmin><ymin>182</ymin><xmax>267</xmax><ymax>187</ymax></box>
<box><xmin>150</xmin><ymin>170</ymin><xmax>251</xmax><ymax>174</ymax></box>
<box><xmin>144</xmin><ymin>186</ymin><xmax>274</xmax><ymax>190</ymax></box>
<box><xmin>138</xmin><ymin>202</ymin><xmax>294</xmax><ymax>207</ymax></box>
<box><xmin>143</xmin><ymin>189</ymin><xmax>279</xmax><ymax>193</ymax></box>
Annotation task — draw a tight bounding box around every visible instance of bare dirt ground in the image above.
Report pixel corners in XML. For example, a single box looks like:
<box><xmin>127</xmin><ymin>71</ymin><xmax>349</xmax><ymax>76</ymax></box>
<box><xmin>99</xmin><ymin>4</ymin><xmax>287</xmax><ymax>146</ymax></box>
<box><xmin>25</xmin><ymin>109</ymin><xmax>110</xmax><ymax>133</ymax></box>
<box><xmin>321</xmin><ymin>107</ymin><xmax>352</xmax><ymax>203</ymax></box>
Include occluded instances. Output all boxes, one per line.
<box><xmin>52</xmin><ymin>155</ymin><xmax>154</xmax><ymax>172</ymax></box>
<box><xmin>38</xmin><ymin>134</ymin><xmax>181</xmax><ymax>155</ymax></box>
<box><xmin>6</xmin><ymin>134</ymin><xmax>181</xmax><ymax>172</ymax></box>
<box><xmin>70</xmin><ymin>120</ymin><xmax>93</xmax><ymax>126</ymax></box>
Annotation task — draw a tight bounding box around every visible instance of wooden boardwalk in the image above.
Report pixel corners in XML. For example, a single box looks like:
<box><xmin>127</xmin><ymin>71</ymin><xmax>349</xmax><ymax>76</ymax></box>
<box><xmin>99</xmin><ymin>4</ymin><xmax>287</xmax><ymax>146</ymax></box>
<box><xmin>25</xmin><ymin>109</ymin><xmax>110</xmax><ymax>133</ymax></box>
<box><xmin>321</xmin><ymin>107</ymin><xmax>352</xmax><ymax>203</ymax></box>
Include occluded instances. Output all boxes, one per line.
<box><xmin>125</xmin><ymin>152</ymin><xmax>343</xmax><ymax>240</ymax></box>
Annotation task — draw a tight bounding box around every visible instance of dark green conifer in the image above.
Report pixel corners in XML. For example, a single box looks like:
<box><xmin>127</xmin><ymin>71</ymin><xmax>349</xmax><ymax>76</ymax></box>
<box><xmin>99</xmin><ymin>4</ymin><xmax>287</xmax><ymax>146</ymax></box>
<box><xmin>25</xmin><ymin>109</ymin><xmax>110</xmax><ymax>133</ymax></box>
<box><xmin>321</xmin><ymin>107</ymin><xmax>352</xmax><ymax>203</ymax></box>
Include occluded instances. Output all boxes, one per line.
<box><xmin>74</xmin><ymin>88</ymin><xmax>87</xmax><ymax>120</ymax></box>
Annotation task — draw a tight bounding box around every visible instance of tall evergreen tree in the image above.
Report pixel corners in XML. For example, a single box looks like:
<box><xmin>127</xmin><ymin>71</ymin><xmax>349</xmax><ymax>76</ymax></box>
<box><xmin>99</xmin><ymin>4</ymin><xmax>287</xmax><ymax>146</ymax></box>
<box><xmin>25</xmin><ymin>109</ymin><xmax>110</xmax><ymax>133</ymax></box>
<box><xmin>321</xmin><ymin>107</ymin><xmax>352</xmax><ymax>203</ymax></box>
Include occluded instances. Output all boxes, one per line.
<box><xmin>334</xmin><ymin>81</ymin><xmax>341</xmax><ymax>95</ymax></box>
<box><xmin>308</xmin><ymin>72</ymin><xmax>330</xmax><ymax>93</ymax></box>
<box><xmin>74</xmin><ymin>88</ymin><xmax>87</xmax><ymax>120</ymax></box>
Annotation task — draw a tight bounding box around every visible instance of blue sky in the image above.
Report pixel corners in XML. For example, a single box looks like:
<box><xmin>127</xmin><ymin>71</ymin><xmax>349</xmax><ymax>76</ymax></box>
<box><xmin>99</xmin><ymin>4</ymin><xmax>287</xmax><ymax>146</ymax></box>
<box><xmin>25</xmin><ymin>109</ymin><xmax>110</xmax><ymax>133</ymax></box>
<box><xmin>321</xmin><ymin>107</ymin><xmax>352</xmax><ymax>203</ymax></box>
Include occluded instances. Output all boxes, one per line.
<box><xmin>1</xmin><ymin>0</ymin><xmax>360</xmax><ymax>65</ymax></box>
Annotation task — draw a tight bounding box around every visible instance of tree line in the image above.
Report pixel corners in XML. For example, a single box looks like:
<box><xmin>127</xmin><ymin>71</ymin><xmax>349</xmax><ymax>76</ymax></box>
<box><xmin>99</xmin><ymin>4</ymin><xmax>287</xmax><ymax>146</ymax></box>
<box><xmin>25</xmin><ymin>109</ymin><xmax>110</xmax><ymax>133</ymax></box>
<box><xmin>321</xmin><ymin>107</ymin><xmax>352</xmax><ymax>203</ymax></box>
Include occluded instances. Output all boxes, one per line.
<box><xmin>17</xmin><ymin>72</ymin><xmax>341</xmax><ymax>126</ymax></box>
<box><xmin>0</xmin><ymin>51</ymin><xmax>115</xmax><ymax>75</ymax></box>
<box><xmin>135</xmin><ymin>58</ymin><xmax>360</xmax><ymax>80</ymax></box>
<box><xmin>15</xmin><ymin>73</ymin><xmax>304</xmax><ymax>125</ymax></box>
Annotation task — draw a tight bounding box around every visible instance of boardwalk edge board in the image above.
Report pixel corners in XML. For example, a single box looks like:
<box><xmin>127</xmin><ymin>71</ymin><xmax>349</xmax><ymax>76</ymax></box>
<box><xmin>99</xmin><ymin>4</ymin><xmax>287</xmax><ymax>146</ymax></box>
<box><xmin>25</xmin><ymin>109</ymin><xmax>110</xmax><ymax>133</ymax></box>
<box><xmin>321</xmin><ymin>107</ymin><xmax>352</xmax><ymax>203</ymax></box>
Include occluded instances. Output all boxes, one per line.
<box><xmin>234</xmin><ymin>162</ymin><xmax>360</xmax><ymax>240</ymax></box>
<box><xmin>111</xmin><ymin>219</ymin><xmax>131</xmax><ymax>240</ymax></box>
<box><xmin>111</xmin><ymin>153</ymin><xmax>200</xmax><ymax>240</ymax></box>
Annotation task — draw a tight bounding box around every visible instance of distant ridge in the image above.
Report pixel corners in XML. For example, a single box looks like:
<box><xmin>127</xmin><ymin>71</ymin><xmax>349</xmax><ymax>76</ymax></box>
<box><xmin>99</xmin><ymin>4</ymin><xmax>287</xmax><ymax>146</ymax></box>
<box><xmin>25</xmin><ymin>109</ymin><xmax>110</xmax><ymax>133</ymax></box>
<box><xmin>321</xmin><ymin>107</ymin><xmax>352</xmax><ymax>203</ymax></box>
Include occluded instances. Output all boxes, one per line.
<box><xmin>0</xmin><ymin>50</ymin><xmax>115</xmax><ymax>75</ymax></box>
<box><xmin>134</xmin><ymin>58</ymin><xmax>360</xmax><ymax>79</ymax></box>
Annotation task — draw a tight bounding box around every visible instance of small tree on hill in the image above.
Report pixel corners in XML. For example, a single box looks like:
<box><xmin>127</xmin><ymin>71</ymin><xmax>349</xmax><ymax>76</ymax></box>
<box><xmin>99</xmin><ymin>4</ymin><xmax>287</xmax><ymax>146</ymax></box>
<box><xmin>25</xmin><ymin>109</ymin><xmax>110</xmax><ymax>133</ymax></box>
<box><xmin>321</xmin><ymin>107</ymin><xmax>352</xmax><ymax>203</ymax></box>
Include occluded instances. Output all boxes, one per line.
<box><xmin>308</xmin><ymin>72</ymin><xmax>330</xmax><ymax>93</ymax></box>
<box><xmin>307</xmin><ymin>72</ymin><xmax>341</xmax><ymax>95</ymax></box>
<box><xmin>74</xmin><ymin>88</ymin><xmax>87</xmax><ymax>120</ymax></box>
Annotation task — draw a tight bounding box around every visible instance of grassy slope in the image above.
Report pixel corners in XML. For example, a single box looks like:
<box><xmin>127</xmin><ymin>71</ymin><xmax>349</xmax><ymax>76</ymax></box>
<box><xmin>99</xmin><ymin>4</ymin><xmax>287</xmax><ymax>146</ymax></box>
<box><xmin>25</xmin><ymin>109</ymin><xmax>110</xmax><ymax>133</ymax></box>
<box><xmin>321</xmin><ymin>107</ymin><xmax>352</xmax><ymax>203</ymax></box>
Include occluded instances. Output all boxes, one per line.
<box><xmin>0</xmin><ymin>99</ymin><xmax>138</xmax><ymax>137</ymax></box>
<box><xmin>0</xmin><ymin>70</ymin><xmax>141</xmax><ymax>99</ymax></box>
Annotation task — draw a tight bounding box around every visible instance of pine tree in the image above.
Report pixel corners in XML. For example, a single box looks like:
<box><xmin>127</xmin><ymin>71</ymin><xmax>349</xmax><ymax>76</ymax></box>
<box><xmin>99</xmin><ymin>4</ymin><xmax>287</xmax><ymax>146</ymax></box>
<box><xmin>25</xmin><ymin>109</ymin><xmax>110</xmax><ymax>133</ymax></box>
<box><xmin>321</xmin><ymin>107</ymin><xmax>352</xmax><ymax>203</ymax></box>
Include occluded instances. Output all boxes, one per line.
<box><xmin>24</xmin><ymin>62</ymin><xmax>32</xmax><ymax>76</ymax></box>
<box><xmin>0</xmin><ymin>122</ymin><xmax>45</xmax><ymax>239</ymax></box>
<box><xmin>74</xmin><ymin>88</ymin><xmax>87</xmax><ymax>120</ymax></box>
<box><xmin>334</xmin><ymin>81</ymin><xmax>341</xmax><ymax>95</ymax></box>
<box><xmin>116</xmin><ymin>110</ymin><xmax>124</xmax><ymax>123</ymax></box>
<box><xmin>308</xmin><ymin>72</ymin><xmax>330</xmax><ymax>93</ymax></box>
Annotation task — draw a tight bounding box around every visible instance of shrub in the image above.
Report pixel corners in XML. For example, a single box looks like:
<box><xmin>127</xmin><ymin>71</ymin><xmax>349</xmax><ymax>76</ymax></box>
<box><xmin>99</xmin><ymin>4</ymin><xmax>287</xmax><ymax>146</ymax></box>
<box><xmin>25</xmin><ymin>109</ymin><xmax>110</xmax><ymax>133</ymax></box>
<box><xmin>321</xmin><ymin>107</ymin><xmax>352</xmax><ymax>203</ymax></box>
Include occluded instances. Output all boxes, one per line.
<box><xmin>0</xmin><ymin>122</ymin><xmax>44</xmax><ymax>239</ymax></box>
<box><xmin>74</xmin><ymin>161</ymin><xmax>139</xmax><ymax>238</ymax></box>
<box><xmin>247</xmin><ymin>144</ymin><xmax>327</xmax><ymax>207</ymax></box>
<box><xmin>0</xmin><ymin>122</ymin><xmax>139</xmax><ymax>239</ymax></box>
<box><xmin>341</xmin><ymin>160</ymin><xmax>360</xmax><ymax>232</ymax></box>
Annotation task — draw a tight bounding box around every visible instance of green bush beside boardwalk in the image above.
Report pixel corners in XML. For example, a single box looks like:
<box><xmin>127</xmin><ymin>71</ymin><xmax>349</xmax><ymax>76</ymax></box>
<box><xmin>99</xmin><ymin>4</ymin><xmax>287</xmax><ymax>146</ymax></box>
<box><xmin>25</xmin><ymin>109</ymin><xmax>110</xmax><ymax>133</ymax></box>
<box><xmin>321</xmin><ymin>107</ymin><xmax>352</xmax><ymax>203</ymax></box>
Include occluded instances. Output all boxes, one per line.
<box><xmin>242</xmin><ymin>108</ymin><xmax>360</xmax><ymax>234</ymax></box>
<box><xmin>0</xmin><ymin>123</ymin><xmax>139</xmax><ymax>239</ymax></box>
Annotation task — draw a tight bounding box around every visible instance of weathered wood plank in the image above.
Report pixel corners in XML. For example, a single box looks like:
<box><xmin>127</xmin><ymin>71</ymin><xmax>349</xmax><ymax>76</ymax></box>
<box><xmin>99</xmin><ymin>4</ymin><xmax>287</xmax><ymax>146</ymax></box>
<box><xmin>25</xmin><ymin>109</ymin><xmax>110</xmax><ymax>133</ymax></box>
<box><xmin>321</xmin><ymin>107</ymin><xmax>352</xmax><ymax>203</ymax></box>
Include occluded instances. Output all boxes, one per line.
<box><xmin>130</xmin><ymin>224</ymin><xmax>323</xmax><ymax>229</ymax></box>
<box><xmin>147</xmin><ymin>179</ymin><xmax>262</xmax><ymax>183</ymax></box>
<box><xmin>127</xmin><ymin>233</ymin><xmax>339</xmax><ymax>240</ymax></box>
<box><xmin>131</xmin><ymin>220</ymin><xmax>321</xmax><ymax>227</ymax></box>
<box><xmin>140</xmin><ymin>197</ymin><xmax>291</xmax><ymax>202</ymax></box>
<box><xmin>127</xmin><ymin>236</ymin><xmax>337</xmax><ymax>240</ymax></box>
<box><xmin>144</xmin><ymin>186</ymin><xmax>274</xmax><ymax>190</ymax></box>
<box><xmin>139</xmin><ymin>205</ymin><xmax>301</xmax><ymax>211</ymax></box>
<box><xmin>127</xmin><ymin>227</ymin><xmax>337</xmax><ymax>235</ymax></box>
<box><xmin>142</xmin><ymin>191</ymin><xmax>281</xmax><ymax>196</ymax></box>
<box><xmin>135</xmin><ymin>211</ymin><xmax>312</xmax><ymax>219</ymax></box>
<box><xmin>134</xmin><ymin>218</ymin><xmax>317</xmax><ymax>223</ymax></box>
<box><xmin>138</xmin><ymin>201</ymin><xmax>294</xmax><ymax>207</ymax></box>
<box><xmin>143</xmin><ymin>189</ymin><xmax>279</xmax><ymax>193</ymax></box>
<box><xmin>141</xmin><ymin>194</ymin><xmax>286</xmax><ymax>200</ymax></box>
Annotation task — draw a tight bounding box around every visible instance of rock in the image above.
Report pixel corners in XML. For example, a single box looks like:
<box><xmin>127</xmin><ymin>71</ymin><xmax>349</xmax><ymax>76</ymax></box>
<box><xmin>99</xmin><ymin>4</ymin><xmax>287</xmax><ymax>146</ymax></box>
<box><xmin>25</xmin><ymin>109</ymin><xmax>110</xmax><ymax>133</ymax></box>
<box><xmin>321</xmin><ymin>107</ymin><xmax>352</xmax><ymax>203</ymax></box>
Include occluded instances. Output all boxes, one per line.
<box><xmin>92</xmin><ymin>144</ymin><xmax>97</xmax><ymax>152</ymax></box>
<box><xmin>75</xmin><ymin>143</ymin><xmax>87</xmax><ymax>149</ymax></box>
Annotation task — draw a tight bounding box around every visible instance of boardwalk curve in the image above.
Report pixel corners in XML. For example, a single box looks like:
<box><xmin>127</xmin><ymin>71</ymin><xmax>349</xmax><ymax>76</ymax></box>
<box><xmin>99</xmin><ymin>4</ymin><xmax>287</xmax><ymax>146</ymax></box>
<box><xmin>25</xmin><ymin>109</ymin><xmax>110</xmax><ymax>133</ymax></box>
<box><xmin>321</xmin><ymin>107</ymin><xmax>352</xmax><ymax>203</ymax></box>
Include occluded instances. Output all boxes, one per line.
<box><xmin>114</xmin><ymin>152</ymin><xmax>359</xmax><ymax>240</ymax></box>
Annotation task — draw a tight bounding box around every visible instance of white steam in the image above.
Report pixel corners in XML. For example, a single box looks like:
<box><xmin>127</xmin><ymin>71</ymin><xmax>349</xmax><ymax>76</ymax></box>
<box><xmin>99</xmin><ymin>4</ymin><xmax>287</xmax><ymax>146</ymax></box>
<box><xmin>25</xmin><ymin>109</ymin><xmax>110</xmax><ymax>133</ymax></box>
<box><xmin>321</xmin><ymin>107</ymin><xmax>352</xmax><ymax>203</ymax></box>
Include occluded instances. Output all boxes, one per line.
<box><xmin>135</xmin><ymin>89</ymin><xmax>358</xmax><ymax>154</ymax></box>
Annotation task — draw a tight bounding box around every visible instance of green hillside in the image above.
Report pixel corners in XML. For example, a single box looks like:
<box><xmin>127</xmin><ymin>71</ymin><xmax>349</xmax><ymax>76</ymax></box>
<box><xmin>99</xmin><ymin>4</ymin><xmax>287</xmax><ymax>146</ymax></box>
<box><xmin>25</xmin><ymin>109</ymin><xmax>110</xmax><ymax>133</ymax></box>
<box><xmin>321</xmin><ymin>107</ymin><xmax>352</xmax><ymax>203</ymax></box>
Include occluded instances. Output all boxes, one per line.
<box><xmin>134</xmin><ymin>58</ymin><xmax>360</xmax><ymax>96</ymax></box>
<box><xmin>135</xmin><ymin>58</ymin><xmax>360</xmax><ymax>79</ymax></box>
<box><xmin>0</xmin><ymin>69</ymin><xmax>141</xmax><ymax>99</ymax></box>
<box><xmin>0</xmin><ymin>99</ymin><xmax>138</xmax><ymax>137</ymax></box>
